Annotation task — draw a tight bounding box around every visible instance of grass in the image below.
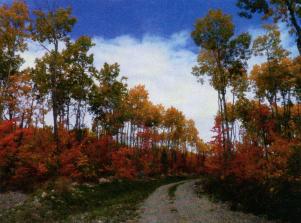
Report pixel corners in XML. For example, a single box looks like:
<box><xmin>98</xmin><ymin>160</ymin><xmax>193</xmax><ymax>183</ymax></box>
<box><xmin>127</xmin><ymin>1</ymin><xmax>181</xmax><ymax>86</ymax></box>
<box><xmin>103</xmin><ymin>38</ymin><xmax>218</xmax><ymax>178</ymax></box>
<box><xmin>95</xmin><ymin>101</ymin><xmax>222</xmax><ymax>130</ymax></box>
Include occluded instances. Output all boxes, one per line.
<box><xmin>0</xmin><ymin>176</ymin><xmax>187</xmax><ymax>223</ymax></box>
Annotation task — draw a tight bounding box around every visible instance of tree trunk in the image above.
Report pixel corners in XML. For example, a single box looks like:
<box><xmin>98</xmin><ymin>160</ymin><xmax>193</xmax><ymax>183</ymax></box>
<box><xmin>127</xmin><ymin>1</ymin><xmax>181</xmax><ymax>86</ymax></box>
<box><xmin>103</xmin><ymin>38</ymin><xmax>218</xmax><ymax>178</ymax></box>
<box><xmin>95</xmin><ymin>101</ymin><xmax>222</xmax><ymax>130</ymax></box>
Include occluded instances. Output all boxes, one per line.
<box><xmin>286</xmin><ymin>0</ymin><xmax>301</xmax><ymax>55</ymax></box>
<box><xmin>221</xmin><ymin>89</ymin><xmax>231</xmax><ymax>157</ymax></box>
<box><xmin>75</xmin><ymin>101</ymin><xmax>82</xmax><ymax>130</ymax></box>
<box><xmin>51</xmin><ymin>40</ymin><xmax>59</xmax><ymax>149</ymax></box>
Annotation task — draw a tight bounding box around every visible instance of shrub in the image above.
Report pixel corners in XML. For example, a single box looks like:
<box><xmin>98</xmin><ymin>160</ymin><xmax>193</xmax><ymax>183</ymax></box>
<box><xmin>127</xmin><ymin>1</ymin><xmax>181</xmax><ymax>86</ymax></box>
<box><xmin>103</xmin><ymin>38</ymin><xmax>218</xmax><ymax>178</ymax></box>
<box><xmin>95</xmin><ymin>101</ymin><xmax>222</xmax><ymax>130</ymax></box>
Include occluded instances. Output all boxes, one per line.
<box><xmin>287</xmin><ymin>145</ymin><xmax>301</xmax><ymax>178</ymax></box>
<box><xmin>112</xmin><ymin>147</ymin><xmax>137</xmax><ymax>180</ymax></box>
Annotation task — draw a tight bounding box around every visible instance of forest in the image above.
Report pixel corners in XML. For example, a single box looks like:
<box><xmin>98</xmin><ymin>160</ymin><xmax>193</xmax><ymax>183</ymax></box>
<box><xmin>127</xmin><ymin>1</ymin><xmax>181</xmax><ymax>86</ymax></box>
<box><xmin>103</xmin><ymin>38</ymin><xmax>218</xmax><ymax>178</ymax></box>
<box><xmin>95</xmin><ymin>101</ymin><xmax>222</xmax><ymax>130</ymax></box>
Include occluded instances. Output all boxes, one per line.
<box><xmin>1</xmin><ymin>0</ymin><xmax>301</xmax><ymax>222</ymax></box>
<box><xmin>0</xmin><ymin>1</ymin><xmax>206</xmax><ymax>188</ymax></box>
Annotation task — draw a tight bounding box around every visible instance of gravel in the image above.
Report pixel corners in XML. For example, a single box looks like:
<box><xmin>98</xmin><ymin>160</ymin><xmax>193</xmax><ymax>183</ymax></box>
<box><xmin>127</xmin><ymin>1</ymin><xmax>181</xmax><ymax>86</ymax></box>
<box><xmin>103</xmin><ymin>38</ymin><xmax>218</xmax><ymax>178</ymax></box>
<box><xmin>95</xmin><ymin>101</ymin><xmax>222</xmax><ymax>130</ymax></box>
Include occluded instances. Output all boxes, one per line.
<box><xmin>137</xmin><ymin>179</ymin><xmax>276</xmax><ymax>223</ymax></box>
<box><xmin>0</xmin><ymin>192</ymin><xmax>28</xmax><ymax>210</ymax></box>
<box><xmin>138</xmin><ymin>181</ymin><xmax>184</xmax><ymax>223</ymax></box>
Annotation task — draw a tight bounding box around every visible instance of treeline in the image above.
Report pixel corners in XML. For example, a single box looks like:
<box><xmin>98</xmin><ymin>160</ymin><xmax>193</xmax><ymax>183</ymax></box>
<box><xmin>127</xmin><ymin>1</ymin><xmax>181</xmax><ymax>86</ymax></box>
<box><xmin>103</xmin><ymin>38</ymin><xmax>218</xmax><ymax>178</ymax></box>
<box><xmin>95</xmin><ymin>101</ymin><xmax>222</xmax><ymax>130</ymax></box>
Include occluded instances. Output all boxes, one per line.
<box><xmin>192</xmin><ymin>2</ymin><xmax>301</xmax><ymax>221</ymax></box>
<box><xmin>0</xmin><ymin>1</ymin><xmax>206</xmax><ymax>189</ymax></box>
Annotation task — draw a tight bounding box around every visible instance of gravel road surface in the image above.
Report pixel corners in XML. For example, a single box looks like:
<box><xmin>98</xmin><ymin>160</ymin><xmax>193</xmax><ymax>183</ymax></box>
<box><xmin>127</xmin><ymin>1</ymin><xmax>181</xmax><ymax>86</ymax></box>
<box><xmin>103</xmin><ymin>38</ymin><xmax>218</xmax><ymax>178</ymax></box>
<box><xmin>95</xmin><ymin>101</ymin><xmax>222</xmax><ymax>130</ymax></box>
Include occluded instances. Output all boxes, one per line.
<box><xmin>138</xmin><ymin>179</ymin><xmax>274</xmax><ymax>223</ymax></box>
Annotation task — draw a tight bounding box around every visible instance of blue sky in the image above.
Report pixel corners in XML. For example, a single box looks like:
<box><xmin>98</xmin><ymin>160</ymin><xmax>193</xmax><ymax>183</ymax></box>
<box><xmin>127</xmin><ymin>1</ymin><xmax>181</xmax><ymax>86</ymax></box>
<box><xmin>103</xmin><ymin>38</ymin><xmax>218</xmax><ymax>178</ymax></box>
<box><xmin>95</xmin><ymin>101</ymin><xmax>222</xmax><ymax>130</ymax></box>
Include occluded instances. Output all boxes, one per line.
<box><xmin>25</xmin><ymin>0</ymin><xmax>263</xmax><ymax>44</ymax></box>
<box><xmin>14</xmin><ymin>0</ymin><xmax>297</xmax><ymax>141</ymax></box>
<box><xmin>68</xmin><ymin>0</ymin><xmax>261</xmax><ymax>39</ymax></box>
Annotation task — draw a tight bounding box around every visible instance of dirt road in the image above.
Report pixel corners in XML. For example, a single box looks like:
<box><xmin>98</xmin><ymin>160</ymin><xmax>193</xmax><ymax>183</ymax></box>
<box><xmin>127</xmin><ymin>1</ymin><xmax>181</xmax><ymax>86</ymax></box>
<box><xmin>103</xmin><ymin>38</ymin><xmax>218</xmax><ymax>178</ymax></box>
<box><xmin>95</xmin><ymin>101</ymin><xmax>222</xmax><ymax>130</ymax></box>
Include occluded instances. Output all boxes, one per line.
<box><xmin>138</xmin><ymin>179</ymin><xmax>274</xmax><ymax>223</ymax></box>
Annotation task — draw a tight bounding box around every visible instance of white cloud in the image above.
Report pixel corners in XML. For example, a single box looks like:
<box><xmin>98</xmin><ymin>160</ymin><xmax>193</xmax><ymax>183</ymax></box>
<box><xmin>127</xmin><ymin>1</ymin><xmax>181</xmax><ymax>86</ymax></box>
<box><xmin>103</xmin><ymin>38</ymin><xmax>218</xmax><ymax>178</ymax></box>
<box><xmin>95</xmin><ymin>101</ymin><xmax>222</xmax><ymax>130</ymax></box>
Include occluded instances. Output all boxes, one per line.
<box><xmin>20</xmin><ymin>23</ymin><xmax>298</xmax><ymax>142</ymax></box>
<box><xmin>21</xmin><ymin>31</ymin><xmax>218</xmax><ymax>142</ymax></box>
<box><xmin>21</xmin><ymin>41</ymin><xmax>45</xmax><ymax>68</ymax></box>
<box><xmin>91</xmin><ymin>32</ymin><xmax>218</xmax><ymax>141</ymax></box>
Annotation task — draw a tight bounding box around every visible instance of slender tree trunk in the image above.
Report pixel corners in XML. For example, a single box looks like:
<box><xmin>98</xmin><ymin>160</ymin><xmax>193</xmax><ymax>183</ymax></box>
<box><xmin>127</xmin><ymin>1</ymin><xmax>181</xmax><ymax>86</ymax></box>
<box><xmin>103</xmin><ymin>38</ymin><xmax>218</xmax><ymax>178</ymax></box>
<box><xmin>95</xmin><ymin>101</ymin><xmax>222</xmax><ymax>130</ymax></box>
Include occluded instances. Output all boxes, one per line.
<box><xmin>127</xmin><ymin>122</ymin><xmax>130</xmax><ymax>146</ymax></box>
<box><xmin>218</xmin><ymin>91</ymin><xmax>226</xmax><ymax>155</ymax></box>
<box><xmin>75</xmin><ymin>100</ymin><xmax>81</xmax><ymax>130</ymax></box>
<box><xmin>26</xmin><ymin>98</ymin><xmax>35</xmax><ymax>128</ymax></box>
<box><xmin>42</xmin><ymin>104</ymin><xmax>45</xmax><ymax>128</ymax></box>
<box><xmin>221</xmin><ymin>89</ymin><xmax>231</xmax><ymax>157</ymax></box>
<box><xmin>51</xmin><ymin>40</ymin><xmax>60</xmax><ymax>149</ymax></box>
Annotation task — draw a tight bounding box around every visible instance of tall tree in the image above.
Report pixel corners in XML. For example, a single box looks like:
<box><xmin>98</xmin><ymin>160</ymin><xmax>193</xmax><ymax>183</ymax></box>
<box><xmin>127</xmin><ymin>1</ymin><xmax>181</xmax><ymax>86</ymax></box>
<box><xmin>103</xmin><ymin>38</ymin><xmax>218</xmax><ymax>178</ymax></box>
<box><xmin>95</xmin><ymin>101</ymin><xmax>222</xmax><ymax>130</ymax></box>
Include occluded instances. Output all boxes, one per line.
<box><xmin>251</xmin><ymin>25</ymin><xmax>292</xmax><ymax>133</ymax></box>
<box><xmin>62</xmin><ymin>36</ymin><xmax>96</xmax><ymax>130</ymax></box>
<box><xmin>253</xmin><ymin>25</ymin><xmax>289</xmax><ymax>61</ymax></box>
<box><xmin>0</xmin><ymin>0</ymin><xmax>29</xmax><ymax>120</ymax></box>
<box><xmin>163</xmin><ymin>107</ymin><xmax>185</xmax><ymax>150</ymax></box>
<box><xmin>192</xmin><ymin>10</ymin><xmax>251</xmax><ymax>158</ymax></box>
<box><xmin>237</xmin><ymin>0</ymin><xmax>301</xmax><ymax>55</ymax></box>
<box><xmin>89</xmin><ymin>63</ymin><xmax>127</xmax><ymax>138</ymax></box>
<box><xmin>30</xmin><ymin>6</ymin><xmax>76</xmax><ymax>145</ymax></box>
<box><xmin>126</xmin><ymin>85</ymin><xmax>150</xmax><ymax>147</ymax></box>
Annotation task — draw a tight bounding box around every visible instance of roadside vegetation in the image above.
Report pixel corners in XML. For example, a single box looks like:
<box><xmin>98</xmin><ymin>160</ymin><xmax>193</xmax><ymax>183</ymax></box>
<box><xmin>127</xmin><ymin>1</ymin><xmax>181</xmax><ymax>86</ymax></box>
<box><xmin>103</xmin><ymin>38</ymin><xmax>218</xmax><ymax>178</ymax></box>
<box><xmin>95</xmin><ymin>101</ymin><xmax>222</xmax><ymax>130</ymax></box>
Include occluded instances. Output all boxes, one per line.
<box><xmin>200</xmin><ymin>176</ymin><xmax>301</xmax><ymax>222</ymax></box>
<box><xmin>0</xmin><ymin>177</ymin><xmax>187</xmax><ymax>223</ymax></box>
<box><xmin>191</xmin><ymin>1</ymin><xmax>301</xmax><ymax>222</ymax></box>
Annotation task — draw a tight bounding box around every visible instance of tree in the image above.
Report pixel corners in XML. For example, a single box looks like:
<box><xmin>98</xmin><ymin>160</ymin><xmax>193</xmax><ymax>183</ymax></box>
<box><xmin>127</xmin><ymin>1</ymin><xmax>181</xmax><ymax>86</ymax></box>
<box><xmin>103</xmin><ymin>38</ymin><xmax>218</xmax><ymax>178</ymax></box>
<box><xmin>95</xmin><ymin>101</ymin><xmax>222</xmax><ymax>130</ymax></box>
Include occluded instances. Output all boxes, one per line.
<box><xmin>30</xmin><ymin>6</ymin><xmax>76</xmax><ymax>146</ymax></box>
<box><xmin>253</xmin><ymin>25</ymin><xmax>289</xmax><ymax>61</ymax></box>
<box><xmin>89</xmin><ymin>63</ymin><xmax>127</xmax><ymax>138</ymax></box>
<box><xmin>237</xmin><ymin>0</ymin><xmax>301</xmax><ymax>55</ymax></box>
<box><xmin>62</xmin><ymin>36</ymin><xmax>96</xmax><ymax>130</ymax></box>
<box><xmin>192</xmin><ymin>10</ymin><xmax>251</xmax><ymax>158</ymax></box>
<box><xmin>163</xmin><ymin>107</ymin><xmax>185</xmax><ymax>150</ymax></box>
<box><xmin>251</xmin><ymin>25</ymin><xmax>295</xmax><ymax>136</ymax></box>
<box><xmin>235</xmin><ymin>98</ymin><xmax>274</xmax><ymax>156</ymax></box>
<box><xmin>183</xmin><ymin>119</ymin><xmax>199</xmax><ymax>150</ymax></box>
<box><xmin>0</xmin><ymin>0</ymin><xmax>29</xmax><ymax>120</ymax></box>
<box><xmin>0</xmin><ymin>1</ymin><xmax>205</xmax><ymax>191</ymax></box>
<box><xmin>126</xmin><ymin>85</ymin><xmax>150</xmax><ymax>147</ymax></box>
<box><xmin>292</xmin><ymin>56</ymin><xmax>301</xmax><ymax>136</ymax></box>
<box><xmin>4</xmin><ymin>70</ymin><xmax>41</xmax><ymax>128</ymax></box>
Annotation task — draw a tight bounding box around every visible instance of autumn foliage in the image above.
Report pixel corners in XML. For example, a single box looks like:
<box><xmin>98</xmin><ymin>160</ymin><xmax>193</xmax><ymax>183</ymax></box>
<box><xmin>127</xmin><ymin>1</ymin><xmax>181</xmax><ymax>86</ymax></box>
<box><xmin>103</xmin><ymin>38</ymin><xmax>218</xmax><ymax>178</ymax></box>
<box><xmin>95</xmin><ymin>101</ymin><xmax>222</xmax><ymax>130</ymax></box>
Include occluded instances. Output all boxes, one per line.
<box><xmin>0</xmin><ymin>120</ymin><xmax>203</xmax><ymax>189</ymax></box>
<box><xmin>1</xmin><ymin>2</ymin><xmax>301</xmax><ymax>221</ymax></box>
<box><xmin>0</xmin><ymin>1</ymin><xmax>206</xmax><ymax>190</ymax></box>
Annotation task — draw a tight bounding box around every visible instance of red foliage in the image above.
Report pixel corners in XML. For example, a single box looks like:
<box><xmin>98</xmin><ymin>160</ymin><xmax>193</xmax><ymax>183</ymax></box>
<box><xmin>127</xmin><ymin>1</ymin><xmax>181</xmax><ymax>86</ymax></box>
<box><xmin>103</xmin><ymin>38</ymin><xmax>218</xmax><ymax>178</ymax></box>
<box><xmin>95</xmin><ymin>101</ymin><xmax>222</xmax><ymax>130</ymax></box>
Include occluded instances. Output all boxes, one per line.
<box><xmin>137</xmin><ymin>128</ymin><xmax>153</xmax><ymax>150</ymax></box>
<box><xmin>0</xmin><ymin>121</ymin><xmax>56</xmax><ymax>187</ymax></box>
<box><xmin>59</xmin><ymin>146</ymin><xmax>84</xmax><ymax>179</ymax></box>
<box><xmin>112</xmin><ymin>147</ymin><xmax>137</xmax><ymax>179</ymax></box>
<box><xmin>0</xmin><ymin>121</ymin><xmax>202</xmax><ymax>189</ymax></box>
<box><xmin>206</xmin><ymin>113</ymin><xmax>297</xmax><ymax>183</ymax></box>
<box><xmin>58</xmin><ymin>136</ymin><xmax>116</xmax><ymax>180</ymax></box>
<box><xmin>229</xmin><ymin>143</ymin><xmax>266</xmax><ymax>181</ymax></box>
<box><xmin>204</xmin><ymin>107</ymin><xmax>300</xmax><ymax>183</ymax></box>
<box><xmin>80</xmin><ymin>136</ymin><xmax>113</xmax><ymax>177</ymax></box>
<box><xmin>137</xmin><ymin>149</ymin><xmax>161</xmax><ymax>176</ymax></box>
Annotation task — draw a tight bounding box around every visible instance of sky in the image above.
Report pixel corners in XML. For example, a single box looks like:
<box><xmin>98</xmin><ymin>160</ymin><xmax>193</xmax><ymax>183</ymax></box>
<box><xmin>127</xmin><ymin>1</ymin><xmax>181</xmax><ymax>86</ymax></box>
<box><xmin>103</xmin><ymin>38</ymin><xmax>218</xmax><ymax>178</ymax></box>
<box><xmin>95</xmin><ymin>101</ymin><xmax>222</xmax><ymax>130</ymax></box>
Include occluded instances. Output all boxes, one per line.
<box><xmin>5</xmin><ymin>0</ymin><xmax>298</xmax><ymax>141</ymax></box>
